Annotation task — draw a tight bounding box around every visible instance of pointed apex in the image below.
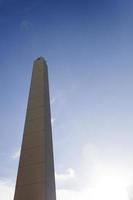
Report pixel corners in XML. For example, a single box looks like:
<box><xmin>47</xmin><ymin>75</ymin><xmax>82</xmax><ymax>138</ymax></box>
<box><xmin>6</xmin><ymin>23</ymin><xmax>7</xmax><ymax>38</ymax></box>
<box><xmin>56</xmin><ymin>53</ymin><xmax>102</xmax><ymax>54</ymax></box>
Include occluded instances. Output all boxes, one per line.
<box><xmin>34</xmin><ymin>56</ymin><xmax>47</xmax><ymax>63</ymax></box>
<box><xmin>34</xmin><ymin>56</ymin><xmax>47</xmax><ymax>68</ymax></box>
<box><xmin>36</xmin><ymin>56</ymin><xmax>45</xmax><ymax>61</ymax></box>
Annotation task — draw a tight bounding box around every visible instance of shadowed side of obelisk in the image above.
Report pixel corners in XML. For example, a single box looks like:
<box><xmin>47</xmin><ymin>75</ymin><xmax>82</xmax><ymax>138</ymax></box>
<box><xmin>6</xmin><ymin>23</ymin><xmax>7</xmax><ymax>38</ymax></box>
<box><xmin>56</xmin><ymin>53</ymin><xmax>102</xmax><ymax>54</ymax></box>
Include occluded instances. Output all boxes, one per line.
<box><xmin>14</xmin><ymin>57</ymin><xmax>56</xmax><ymax>200</ymax></box>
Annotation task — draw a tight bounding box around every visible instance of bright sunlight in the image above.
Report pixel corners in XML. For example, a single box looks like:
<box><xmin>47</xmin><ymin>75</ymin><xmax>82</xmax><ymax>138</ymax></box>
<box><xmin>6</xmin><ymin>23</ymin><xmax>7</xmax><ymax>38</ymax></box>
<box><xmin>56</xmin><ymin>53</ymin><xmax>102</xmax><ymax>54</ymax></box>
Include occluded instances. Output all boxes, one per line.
<box><xmin>85</xmin><ymin>175</ymin><xmax>129</xmax><ymax>200</ymax></box>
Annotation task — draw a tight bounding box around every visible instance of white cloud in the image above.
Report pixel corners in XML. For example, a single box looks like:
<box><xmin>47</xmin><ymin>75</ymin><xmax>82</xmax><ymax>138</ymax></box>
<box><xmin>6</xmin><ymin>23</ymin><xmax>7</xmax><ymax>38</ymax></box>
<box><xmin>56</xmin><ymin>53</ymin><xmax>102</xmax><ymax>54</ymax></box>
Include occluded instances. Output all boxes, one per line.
<box><xmin>12</xmin><ymin>149</ymin><xmax>20</xmax><ymax>160</ymax></box>
<box><xmin>56</xmin><ymin>168</ymin><xmax>75</xmax><ymax>182</ymax></box>
<box><xmin>55</xmin><ymin>168</ymin><xmax>77</xmax><ymax>190</ymax></box>
<box><xmin>0</xmin><ymin>180</ymin><xmax>15</xmax><ymax>200</ymax></box>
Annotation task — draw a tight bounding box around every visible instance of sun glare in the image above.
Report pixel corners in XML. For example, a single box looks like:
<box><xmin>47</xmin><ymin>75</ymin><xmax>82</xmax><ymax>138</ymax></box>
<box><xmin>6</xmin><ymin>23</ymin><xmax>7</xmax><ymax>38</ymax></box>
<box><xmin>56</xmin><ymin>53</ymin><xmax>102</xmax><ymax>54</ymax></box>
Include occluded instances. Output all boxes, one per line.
<box><xmin>88</xmin><ymin>175</ymin><xmax>129</xmax><ymax>200</ymax></box>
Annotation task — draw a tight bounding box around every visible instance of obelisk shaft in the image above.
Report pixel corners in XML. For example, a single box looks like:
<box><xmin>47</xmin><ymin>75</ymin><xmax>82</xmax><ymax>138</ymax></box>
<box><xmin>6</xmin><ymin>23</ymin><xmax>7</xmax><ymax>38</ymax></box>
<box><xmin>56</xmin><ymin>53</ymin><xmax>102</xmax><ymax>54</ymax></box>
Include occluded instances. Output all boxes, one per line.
<box><xmin>14</xmin><ymin>57</ymin><xmax>56</xmax><ymax>200</ymax></box>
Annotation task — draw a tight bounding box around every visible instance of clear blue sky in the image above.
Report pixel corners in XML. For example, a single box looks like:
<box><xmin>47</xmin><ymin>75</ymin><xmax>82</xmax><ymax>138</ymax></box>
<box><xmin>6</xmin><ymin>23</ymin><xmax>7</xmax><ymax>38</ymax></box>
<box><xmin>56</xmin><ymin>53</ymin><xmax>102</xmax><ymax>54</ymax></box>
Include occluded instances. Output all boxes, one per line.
<box><xmin>0</xmin><ymin>0</ymin><xmax>133</xmax><ymax>199</ymax></box>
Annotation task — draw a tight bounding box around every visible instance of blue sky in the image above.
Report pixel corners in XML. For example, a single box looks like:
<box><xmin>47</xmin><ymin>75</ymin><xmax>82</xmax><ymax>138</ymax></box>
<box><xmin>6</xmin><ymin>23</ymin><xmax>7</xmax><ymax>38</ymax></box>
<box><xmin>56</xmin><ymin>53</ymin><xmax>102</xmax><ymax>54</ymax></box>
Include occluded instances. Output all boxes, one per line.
<box><xmin>1</xmin><ymin>0</ymin><xmax>133</xmax><ymax>199</ymax></box>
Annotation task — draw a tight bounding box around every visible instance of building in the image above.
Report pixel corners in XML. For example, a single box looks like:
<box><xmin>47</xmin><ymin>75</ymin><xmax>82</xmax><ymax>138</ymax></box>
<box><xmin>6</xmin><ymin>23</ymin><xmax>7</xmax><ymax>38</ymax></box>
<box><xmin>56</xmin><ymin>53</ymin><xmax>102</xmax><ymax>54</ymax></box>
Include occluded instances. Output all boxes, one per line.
<box><xmin>13</xmin><ymin>57</ymin><xmax>56</xmax><ymax>200</ymax></box>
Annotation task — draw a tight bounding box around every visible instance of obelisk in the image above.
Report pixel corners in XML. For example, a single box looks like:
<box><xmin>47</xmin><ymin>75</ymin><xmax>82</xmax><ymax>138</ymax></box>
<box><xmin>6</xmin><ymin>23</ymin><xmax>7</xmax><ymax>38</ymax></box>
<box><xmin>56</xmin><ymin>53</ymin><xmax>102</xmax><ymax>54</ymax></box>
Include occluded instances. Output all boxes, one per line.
<box><xmin>14</xmin><ymin>57</ymin><xmax>56</xmax><ymax>200</ymax></box>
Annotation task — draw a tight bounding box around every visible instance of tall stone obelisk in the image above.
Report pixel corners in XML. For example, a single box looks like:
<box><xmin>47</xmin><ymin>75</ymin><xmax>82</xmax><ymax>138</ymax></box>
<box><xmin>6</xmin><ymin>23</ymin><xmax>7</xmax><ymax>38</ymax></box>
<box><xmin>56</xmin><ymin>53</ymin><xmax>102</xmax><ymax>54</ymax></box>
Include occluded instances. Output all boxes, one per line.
<box><xmin>14</xmin><ymin>57</ymin><xmax>56</xmax><ymax>200</ymax></box>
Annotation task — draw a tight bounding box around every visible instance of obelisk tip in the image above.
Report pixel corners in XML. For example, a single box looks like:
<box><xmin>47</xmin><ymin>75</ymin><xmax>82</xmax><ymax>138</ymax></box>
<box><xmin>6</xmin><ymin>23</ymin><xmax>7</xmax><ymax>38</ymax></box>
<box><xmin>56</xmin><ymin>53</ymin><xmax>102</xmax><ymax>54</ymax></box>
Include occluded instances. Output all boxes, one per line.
<box><xmin>34</xmin><ymin>56</ymin><xmax>47</xmax><ymax>65</ymax></box>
